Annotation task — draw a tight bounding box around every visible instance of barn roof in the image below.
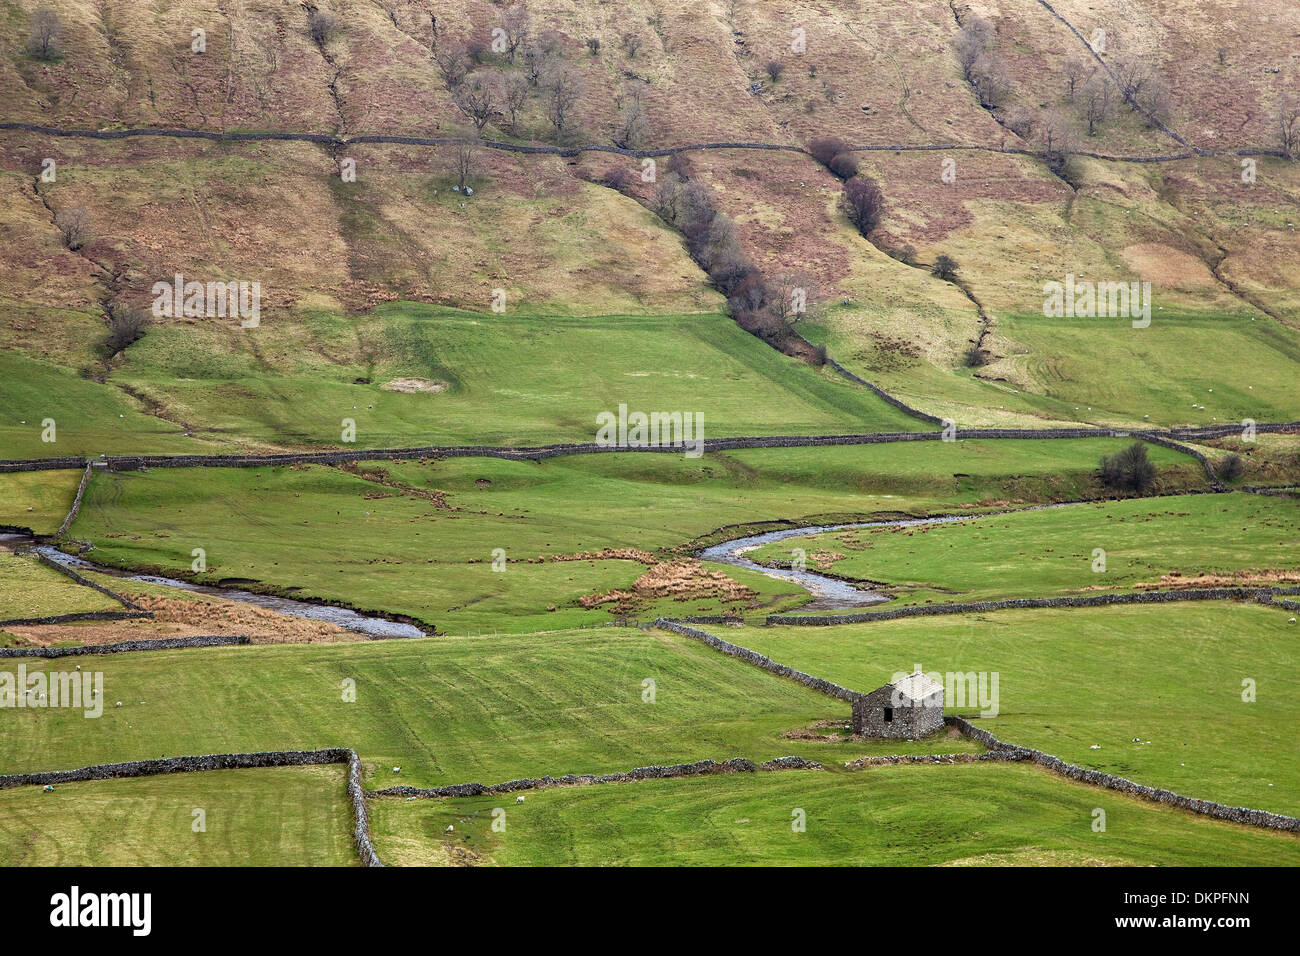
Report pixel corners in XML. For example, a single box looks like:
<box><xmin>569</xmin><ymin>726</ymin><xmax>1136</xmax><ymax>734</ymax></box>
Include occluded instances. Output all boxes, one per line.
<box><xmin>885</xmin><ymin>671</ymin><xmax>943</xmax><ymax>702</ymax></box>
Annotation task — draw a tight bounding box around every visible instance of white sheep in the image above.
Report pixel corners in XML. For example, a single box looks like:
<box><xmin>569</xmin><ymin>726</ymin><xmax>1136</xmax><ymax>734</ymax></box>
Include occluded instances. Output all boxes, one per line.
<box><xmin>115</xmin><ymin>701</ymin><xmax>122</xmax><ymax>707</ymax></box>
<box><xmin>445</xmin><ymin>824</ymin><xmax>454</xmax><ymax>832</ymax></box>
<box><xmin>515</xmin><ymin>795</ymin><xmax>525</xmax><ymax>804</ymax></box>
<box><xmin>392</xmin><ymin>766</ymin><xmax>401</xmax><ymax>773</ymax></box>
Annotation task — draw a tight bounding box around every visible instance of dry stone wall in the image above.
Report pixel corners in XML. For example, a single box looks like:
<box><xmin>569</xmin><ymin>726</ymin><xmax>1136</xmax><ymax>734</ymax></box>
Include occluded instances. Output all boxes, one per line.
<box><xmin>949</xmin><ymin>717</ymin><xmax>1300</xmax><ymax>834</ymax></box>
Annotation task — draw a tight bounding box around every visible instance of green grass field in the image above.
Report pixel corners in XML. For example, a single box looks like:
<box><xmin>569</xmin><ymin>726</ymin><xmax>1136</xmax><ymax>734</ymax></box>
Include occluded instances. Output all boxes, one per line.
<box><xmin>1</xmin><ymin>627</ymin><xmax>970</xmax><ymax>791</ymax></box>
<box><xmin>734</xmin><ymin>602</ymin><xmax>1300</xmax><ymax>814</ymax></box>
<box><xmin>990</xmin><ymin>312</ymin><xmax>1300</xmax><ymax>429</ymax></box>
<box><xmin>370</xmin><ymin>762</ymin><xmax>1300</xmax><ymax>866</ymax></box>
<box><xmin>0</xmin><ymin>469</ymin><xmax>82</xmax><ymax>534</ymax></box>
<box><xmin>82</xmin><ymin>304</ymin><xmax>923</xmax><ymax>452</ymax></box>
<box><xmin>0</xmin><ymin>350</ymin><xmax>209</xmax><ymax>460</ymax></box>
<box><xmin>60</xmin><ymin>439</ymin><xmax>1207</xmax><ymax>633</ymax></box>
<box><xmin>0</xmin><ymin>766</ymin><xmax>356</xmax><ymax>866</ymax></box>
<box><xmin>811</xmin><ymin>304</ymin><xmax>1300</xmax><ymax>430</ymax></box>
<box><xmin>748</xmin><ymin>493</ymin><xmax>1300</xmax><ymax>604</ymax></box>
<box><xmin>0</xmin><ymin>552</ymin><xmax>120</xmax><ymax>621</ymax></box>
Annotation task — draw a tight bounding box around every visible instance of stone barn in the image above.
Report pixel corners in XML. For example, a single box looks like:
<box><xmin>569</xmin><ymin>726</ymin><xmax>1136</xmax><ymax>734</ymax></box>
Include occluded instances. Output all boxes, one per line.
<box><xmin>852</xmin><ymin>671</ymin><xmax>944</xmax><ymax>739</ymax></box>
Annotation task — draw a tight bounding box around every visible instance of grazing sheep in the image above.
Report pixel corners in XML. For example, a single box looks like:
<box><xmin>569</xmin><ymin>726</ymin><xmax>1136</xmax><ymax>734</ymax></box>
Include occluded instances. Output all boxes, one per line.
<box><xmin>515</xmin><ymin>795</ymin><xmax>525</xmax><ymax>804</ymax></box>
<box><xmin>445</xmin><ymin>824</ymin><xmax>454</xmax><ymax>833</ymax></box>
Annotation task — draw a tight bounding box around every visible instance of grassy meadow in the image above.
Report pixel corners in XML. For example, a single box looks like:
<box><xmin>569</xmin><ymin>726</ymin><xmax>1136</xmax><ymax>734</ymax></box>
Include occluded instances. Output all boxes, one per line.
<box><xmin>0</xmin><ymin>552</ymin><xmax>120</xmax><ymax>621</ymax></box>
<box><xmin>0</xmin><ymin>765</ymin><xmax>355</xmax><ymax>866</ymax></box>
<box><xmin>0</xmin><ymin>468</ymin><xmax>82</xmax><ymax>535</ymax></box>
<box><xmin>0</xmin><ymin>627</ymin><xmax>930</xmax><ymax>791</ymax></box>
<box><xmin>735</xmin><ymin>602</ymin><xmax>1300</xmax><ymax>814</ymax></box>
<box><xmin>748</xmin><ymin>492</ymin><xmax>1300</xmax><ymax>604</ymax></box>
<box><xmin>370</xmin><ymin>762</ymin><xmax>1300</xmax><ymax>867</ymax></box>
<box><xmin>62</xmin><ymin>439</ymin><xmax>1206</xmax><ymax>633</ymax></box>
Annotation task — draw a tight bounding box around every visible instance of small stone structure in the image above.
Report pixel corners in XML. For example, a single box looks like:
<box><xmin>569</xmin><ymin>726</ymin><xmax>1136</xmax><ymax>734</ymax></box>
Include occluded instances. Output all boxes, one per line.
<box><xmin>852</xmin><ymin>671</ymin><xmax>944</xmax><ymax>738</ymax></box>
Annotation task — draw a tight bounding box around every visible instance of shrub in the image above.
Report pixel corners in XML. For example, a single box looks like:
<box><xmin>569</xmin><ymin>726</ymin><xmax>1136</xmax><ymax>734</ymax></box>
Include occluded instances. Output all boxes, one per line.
<box><xmin>307</xmin><ymin>10</ymin><xmax>337</xmax><ymax>47</ymax></box>
<box><xmin>827</xmin><ymin>152</ymin><xmax>859</xmax><ymax>179</ymax></box>
<box><xmin>1218</xmin><ymin>453</ymin><xmax>1245</xmax><ymax>482</ymax></box>
<box><xmin>808</xmin><ymin>136</ymin><xmax>851</xmax><ymax>167</ymax></box>
<box><xmin>104</xmin><ymin>305</ymin><xmax>150</xmax><ymax>357</ymax></box>
<box><xmin>55</xmin><ymin>206</ymin><xmax>92</xmax><ymax>251</ymax></box>
<box><xmin>600</xmin><ymin>165</ymin><xmax>633</xmax><ymax>191</ymax></box>
<box><xmin>765</xmin><ymin>60</ymin><xmax>785</xmax><ymax>83</ymax></box>
<box><xmin>1099</xmin><ymin>442</ymin><xmax>1157</xmax><ymax>493</ymax></box>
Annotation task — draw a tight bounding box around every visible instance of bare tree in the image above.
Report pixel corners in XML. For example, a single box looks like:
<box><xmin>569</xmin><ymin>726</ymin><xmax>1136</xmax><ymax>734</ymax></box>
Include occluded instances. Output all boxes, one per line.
<box><xmin>501</xmin><ymin>71</ymin><xmax>530</xmax><ymax>133</ymax></box>
<box><xmin>55</xmin><ymin>206</ymin><xmax>92</xmax><ymax>251</ymax></box>
<box><xmin>541</xmin><ymin>63</ymin><xmax>584</xmax><ymax>145</ymax></box>
<box><xmin>500</xmin><ymin>3</ymin><xmax>530</xmax><ymax>61</ymax></box>
<box><xmin>447</xmin><ymin>137</ymin><xmax>480</xmax><ymax>190</ymax></box>
<box><xmin>1034</xmin><ymin>109</ymin><xmax>1077</xmax><ymax>175</ymax></box>
<box><xmin>104</xmin><ymin>305</ymin><xmax>151</xmax><ymax>357</ymax></box>
<box><xmin>1080</xmin><ymin>72</ymin><xmax>1113</xmax><ymax>135</ymax></box>
<box><xmin>454</xmin><ymin>71</ymin><xmax>500</xmax><ymax>132</ymax></box>
<box><xmin>622</xmin><ymin>31</ymin><xmax>643</xmax><ymax>59</ymax></box>
<box><xmin>523</xmin><ymin>30</ymin><xmax>562</xmax><ymax>86</ymax></box>
<box><xmin>1134</xmin><ymin>73</ymin><xmax>1173</xmax><ymax>128</ymax></box>
<box><xmin>769</xmin><ymin>270</ymin><xmax>820</xmax><ymax>324</ymax></box>
<box><xmin>1064</xmin><ymin>55</ymin><xmax>1092</xmax><ymax>100</ymax></box>
<box><xmin>840</xmin><ymin>176</ymin><xmax>885</xmax><ymax>236</ymax></box>
<box><xmin>612</xmin><ymin>82</ymin><xmax>648</xmax><ymax>148</ymax></box>
<box><xmin>765</xmin><ymin>60</ymin><xmax>785</xmax><ymax>83</ymax></box>
<box><xmin>969</xmin><ymin>53</ymin><xmax>1013</xmax><ymax>109</ymax></box>
<box><xmin>27</xmin><ymin>7</ymin><xmax>61</xmax><ymax>60</ymax></box>
<box><xmin>954</xmin><ymin>14</ymin><xmax>993</xmax><ymax>77</ymax></box>
<box><xmin>434</xmin><ymin>44</ymin><xmax>468</xmax><ymax>90</ymax></box>
<box><xmin>1112</xmin><ymin>53</ymin><xmax>1152</xmax><ymax>102</ymax></box>
<box><xmin>1278</xmin><ymin>96</ymin><xmax>1300</xmax><ymax>158</ymax></box>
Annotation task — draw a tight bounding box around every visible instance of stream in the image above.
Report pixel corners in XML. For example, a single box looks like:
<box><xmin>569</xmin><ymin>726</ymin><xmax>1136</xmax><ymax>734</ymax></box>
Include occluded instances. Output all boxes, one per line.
<box><xmin>1</xmin><ymin>535</ymin><xmax>424</xmax><ymax>639</ymax></box>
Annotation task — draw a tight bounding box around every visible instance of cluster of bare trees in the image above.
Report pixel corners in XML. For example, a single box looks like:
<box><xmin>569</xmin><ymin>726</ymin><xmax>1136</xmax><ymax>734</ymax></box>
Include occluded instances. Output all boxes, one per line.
<box><xmin>1064</xmin><ymin>47</ymin><xmax>1170</xmax><ymax>135</ymax></box>
<box><xmin>1112</xmin><ymin>52</ymin><xmax>1173</xmax><ymax>128</ymax></box>
<box><xmin>808</xmin><ymin>138</ymin><xmax>885</xmax><ymax>239</ymax></box>
<box><xmin>653</xmin><ymin>155</ymin><xmax>819</xmax><ymax>349</ymax></box>
<box><xmin>955</xmin><ymin>15</ymin><xmax>1012</xmax><ymax>110</ymax></box>
<box><xmin>434</xmin><ymin>5</ymin><xmax>592</xmax><ymax>146</ymax></box>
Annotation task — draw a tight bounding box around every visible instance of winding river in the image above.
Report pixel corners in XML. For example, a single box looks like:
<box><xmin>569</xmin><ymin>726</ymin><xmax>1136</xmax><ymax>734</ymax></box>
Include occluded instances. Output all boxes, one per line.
<box><xmin>3</xmin><ymin>536</ymin><xmax>424</xmax><ymax>639</ymax></box>
<box><xmin>699</xmin><ymin>505</ymin><xmax>1069</xmax><ymax>610</ymax></box>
